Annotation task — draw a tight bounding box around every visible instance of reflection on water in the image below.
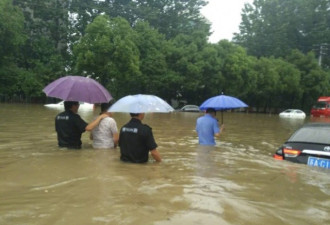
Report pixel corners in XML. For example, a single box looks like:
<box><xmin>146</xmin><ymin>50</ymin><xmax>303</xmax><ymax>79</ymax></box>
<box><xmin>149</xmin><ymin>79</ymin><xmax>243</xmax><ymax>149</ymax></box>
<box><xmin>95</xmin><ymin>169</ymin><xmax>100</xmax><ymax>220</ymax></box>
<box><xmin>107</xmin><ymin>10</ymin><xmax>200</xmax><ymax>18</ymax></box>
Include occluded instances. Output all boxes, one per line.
<box><xmin>0</xmin><ymin>104</ymin><xmax>329</xmax><ymax>225</ymax></box>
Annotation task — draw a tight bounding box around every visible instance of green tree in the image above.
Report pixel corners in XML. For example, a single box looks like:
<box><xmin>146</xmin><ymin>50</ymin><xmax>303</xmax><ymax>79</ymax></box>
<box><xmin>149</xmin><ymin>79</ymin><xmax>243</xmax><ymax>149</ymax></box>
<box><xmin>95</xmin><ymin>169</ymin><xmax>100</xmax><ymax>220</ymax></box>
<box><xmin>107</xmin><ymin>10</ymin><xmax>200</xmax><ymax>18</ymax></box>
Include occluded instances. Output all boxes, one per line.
<box><xmin>215</xmin><ymin>40</ymin><xmax>257</xmax><ymax>100</ymax></box>
<box><xmin>166</xmin><ymin>31</ymin><xmax>210</xmax><ymax>103</ymax></box>
<box><xmin>286</xmin><ymin>50</ymin><xmax>330</xmax><ymax>110</ymax></box>
<box><xmin>0</xmin><ymin>0</ymin><xmax>25</xmax><ymax>97</ymax></box>
<box><xmin>133</xmin><ymin>21</ymin><xmax>169</xmax><ymax>96</ymax></box>
<box><xmin>195</xmin><ymin>44</ymin><xmax>224</xmax><ymax>102</ymax></box>
<box><xmin>73</xmin><ymin>15</ymin><xmax>141</xmax><ymax>99</ymax></box>
<box><xmin>69</xmin><ymin>0</ymin><xmax>101</xmax><ymax>38</ymax></box>
<box><xmin>251</xmin><ymin>57</ymin><xmax>280</xmax><ymax>112</ymax></box>
<box><xmin>272</xmin><ymin>58</ymin><xmax>302</xmax><ymax>109</ymax></box>
<box><xmin>11</xmin><ymin>0</ymin><xmax>69</xmax><ymax>99</ymax></box>
<box><xmin>98</xmin><ymin>0</ymin><xmax>210</xmax><ymax>40</ymax></box>
<box><xmin>234</xmin><ymin>0</ymin><xmax>330</xmax><ymax>68</ymax></box>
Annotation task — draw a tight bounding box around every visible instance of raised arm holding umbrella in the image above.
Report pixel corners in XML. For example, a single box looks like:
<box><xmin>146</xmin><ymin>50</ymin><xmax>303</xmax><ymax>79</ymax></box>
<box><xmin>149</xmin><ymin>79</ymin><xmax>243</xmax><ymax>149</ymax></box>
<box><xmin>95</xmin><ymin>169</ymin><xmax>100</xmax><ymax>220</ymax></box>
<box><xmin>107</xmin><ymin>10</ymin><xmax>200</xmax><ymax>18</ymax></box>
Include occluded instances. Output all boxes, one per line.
<box><xmin>196</xmin><ymin>108</ymin><xmax>224</xmax><ymax>146</ymax></box>
<box><xmin>197</xmin><ymin>94</ymin><xmax>248</xmax><ymax>146</ymax></box>
<box><xmin>43</xmin><ymin>75</ymin><xmax>113</xmax><ymax>149</ymax></box>
<box><xmin>199</xmin><ymin>94</ymin><xmax>248</xmax><ymax>124</ymax></box>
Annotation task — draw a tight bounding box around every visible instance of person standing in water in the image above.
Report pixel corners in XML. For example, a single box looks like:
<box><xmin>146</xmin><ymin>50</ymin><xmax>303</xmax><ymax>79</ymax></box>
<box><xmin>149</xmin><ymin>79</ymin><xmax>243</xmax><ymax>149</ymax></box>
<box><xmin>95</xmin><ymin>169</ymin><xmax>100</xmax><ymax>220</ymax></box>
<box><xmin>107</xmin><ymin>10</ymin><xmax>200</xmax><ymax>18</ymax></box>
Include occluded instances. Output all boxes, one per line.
<box><xmin>119</xmin><ymin>112</ymin><xmax>161</xmax><ymax>163</ymax></box>
<box><xmin>55</xmin><ymin>101</ymin><xmax>108</xmax><ymax>149</ymax></box>
<box><xmin>196</xmin><ymin>108</ymin><xmax>224</xmax><ymax>146</ymax></box>
<box><xmin>90</xmin><ymin>102</ymin><xmax>119</xmax><ymax>149</ymax></box>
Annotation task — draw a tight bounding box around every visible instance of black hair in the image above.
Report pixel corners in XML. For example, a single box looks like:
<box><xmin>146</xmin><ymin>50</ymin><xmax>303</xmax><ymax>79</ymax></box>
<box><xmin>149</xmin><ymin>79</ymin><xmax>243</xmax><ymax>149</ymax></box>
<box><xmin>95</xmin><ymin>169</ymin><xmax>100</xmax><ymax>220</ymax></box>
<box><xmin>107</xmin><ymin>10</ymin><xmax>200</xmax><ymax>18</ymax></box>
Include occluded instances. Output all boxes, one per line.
<box><xmin>206</xmin><ymin>108</ymin><xmax>216</xmax><ymax>114</ymax></box>
<box><xmin>100</xmin><ymin>102</ymin><xmax>112</xmax><ymax>112</ymax></box>
<box><xmin>130</xmin><ymin>113</ymin><xmax>139</xmax><ymax>117</ymax></box>
<box><xmin>64</xmin><ymin>101</ymin><xmax>79</xmax><ymax>111</ymax></box>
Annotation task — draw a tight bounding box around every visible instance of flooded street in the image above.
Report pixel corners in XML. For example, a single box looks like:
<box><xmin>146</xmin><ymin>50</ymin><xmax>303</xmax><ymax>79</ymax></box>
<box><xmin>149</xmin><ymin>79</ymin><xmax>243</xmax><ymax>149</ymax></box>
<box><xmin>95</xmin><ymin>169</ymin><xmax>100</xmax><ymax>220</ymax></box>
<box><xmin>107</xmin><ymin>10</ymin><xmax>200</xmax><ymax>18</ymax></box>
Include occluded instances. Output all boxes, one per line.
<box><xmin>0</xmin><ymin>104</ymin><xmax>329</xmax><ymax>225</ymax></box>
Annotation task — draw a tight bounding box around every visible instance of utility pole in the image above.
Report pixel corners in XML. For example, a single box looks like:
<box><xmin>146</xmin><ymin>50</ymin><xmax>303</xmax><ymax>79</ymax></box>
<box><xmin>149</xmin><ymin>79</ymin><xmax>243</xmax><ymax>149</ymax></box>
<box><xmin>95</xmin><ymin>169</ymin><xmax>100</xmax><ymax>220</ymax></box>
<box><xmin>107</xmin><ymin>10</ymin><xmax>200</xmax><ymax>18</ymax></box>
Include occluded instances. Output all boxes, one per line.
<box><xmin>318</xmin><ymin>44</ymin><xmax>323</xmax><ymax>66</ymax></box>
<box><xmin>318</xmin><ymin>43</ymin><xmax>329</xmax><ymax>67</ymax></box>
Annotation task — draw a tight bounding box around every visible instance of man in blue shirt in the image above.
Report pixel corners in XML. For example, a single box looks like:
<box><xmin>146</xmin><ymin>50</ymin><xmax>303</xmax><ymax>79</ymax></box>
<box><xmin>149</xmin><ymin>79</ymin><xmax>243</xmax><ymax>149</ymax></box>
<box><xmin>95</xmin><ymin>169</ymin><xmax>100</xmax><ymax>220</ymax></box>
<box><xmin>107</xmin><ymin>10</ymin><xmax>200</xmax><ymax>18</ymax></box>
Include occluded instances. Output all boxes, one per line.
<box><xmin>196</xmin><ymin>108</ymin><xmax>224</xmax><ymax>145</ymax></box>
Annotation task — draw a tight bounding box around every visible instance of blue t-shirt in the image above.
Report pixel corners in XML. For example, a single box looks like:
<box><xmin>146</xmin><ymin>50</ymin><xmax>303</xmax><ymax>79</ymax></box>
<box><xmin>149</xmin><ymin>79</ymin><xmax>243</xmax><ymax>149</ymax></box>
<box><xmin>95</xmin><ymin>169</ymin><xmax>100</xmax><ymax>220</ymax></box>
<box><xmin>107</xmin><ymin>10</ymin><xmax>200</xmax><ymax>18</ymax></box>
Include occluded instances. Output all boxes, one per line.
<box><xmin>196</xmin><ymin>114</ymin><xmax>220</xmax><ymax>145</ymax></box>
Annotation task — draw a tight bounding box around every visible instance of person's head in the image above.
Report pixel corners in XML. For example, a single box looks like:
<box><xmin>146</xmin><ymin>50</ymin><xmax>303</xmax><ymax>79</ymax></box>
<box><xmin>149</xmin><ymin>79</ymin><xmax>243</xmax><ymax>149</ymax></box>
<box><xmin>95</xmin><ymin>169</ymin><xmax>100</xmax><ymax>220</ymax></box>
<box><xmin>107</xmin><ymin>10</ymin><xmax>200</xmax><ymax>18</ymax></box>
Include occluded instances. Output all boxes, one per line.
<box><xmin>64</xmin><ymin>101</ymin><xmax>79</xmax><ymax>113</ymax></box>
<box><xmin>206</xmin><ymin>108</ymin><xmax>216</xmax><ymax>116</ymax></box>
<box><xmin>100</xmin><ymin>102</ymin><xmax>112</xmax><ymax>113</ymax></box>
<box><xmin>130</xmin><ymin>112</ymin><xmax>145</xmax><ymax>120</ymax></box>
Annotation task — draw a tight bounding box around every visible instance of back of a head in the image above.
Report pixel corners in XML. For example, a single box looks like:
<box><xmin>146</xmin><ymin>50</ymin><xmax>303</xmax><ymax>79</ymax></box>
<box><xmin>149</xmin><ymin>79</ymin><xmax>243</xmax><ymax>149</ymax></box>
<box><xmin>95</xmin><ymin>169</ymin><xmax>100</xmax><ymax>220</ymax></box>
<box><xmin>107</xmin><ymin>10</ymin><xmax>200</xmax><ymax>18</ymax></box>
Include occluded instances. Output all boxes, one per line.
<box><xmin>64</xmin><ymin>101</ymin><xmax>79</xmax><ymax>111</ymax></box>
<box><xmin>101</xmin><ymin>102</ymin><xmax>112</xmax><ymax>112</ymax></box>
<box><xmin>130</xmin><ymin>113</ymin><xmax>139</xmax><ymax>117</ymax></box>
<box><xmin>206</xmin><ymin>108</ymin><xmax>216</xmax><ymax>115</ymax></box>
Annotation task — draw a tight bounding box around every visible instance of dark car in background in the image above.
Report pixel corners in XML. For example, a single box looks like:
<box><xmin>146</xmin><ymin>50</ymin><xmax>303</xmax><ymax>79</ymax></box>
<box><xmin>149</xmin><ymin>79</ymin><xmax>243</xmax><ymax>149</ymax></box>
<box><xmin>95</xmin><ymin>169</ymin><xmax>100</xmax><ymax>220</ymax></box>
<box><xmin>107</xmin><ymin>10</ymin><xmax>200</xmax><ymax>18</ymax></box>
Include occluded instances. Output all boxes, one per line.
<box><xmin>177</xmin><ymin>105</ymin><xmax>202</xmax><ymax>112</ymax></box>
<box><xmin>273</xmin><ymin>123</ymin><xmax>330</xmax><ymax>169</ymax></box>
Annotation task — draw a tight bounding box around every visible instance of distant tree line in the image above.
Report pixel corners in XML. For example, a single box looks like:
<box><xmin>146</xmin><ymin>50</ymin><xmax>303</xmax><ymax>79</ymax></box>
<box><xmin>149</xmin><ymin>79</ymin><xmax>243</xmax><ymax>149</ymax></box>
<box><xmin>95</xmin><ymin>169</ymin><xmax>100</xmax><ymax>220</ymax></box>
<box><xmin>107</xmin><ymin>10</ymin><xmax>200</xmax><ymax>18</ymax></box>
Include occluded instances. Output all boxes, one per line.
<box><xmin>0</xmin><ymin>0</ymin><xmax>329</xmax><ymax>112</ymax></box>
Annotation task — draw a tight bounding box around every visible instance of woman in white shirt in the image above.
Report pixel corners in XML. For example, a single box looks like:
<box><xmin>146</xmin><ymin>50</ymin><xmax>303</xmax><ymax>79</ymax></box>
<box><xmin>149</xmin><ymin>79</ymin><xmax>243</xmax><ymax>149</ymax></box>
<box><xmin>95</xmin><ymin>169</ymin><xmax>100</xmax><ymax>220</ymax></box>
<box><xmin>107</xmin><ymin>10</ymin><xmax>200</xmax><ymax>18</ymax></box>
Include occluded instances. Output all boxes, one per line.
<box><xmin>91</xmin><ymin>102</ymin><xmax>119</xmax><ymax>149</ymax></box>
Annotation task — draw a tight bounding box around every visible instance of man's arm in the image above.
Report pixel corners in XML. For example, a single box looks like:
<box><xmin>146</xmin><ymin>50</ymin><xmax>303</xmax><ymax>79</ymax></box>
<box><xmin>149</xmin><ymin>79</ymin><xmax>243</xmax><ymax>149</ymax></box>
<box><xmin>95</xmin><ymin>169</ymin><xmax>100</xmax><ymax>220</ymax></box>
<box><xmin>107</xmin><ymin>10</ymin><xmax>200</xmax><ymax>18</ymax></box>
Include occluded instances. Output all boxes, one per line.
<box><xmin>113</xmin><ymin>133</ymin><xmax>119</xmax><ymax>147</ymax></box>
<box><xmin>85</xmin><ymin>114</ymin><xmax>108</xmax><ymax>131</ymax></box>
<box><xmin>150</xmin><ymin>149</ymin><xmax>161</xmax><ymax>162</ymax></box>
<box><xmin>214</xmin><ymin>124</ymin><xmax>224</xmax><ymax>137</ymax></box>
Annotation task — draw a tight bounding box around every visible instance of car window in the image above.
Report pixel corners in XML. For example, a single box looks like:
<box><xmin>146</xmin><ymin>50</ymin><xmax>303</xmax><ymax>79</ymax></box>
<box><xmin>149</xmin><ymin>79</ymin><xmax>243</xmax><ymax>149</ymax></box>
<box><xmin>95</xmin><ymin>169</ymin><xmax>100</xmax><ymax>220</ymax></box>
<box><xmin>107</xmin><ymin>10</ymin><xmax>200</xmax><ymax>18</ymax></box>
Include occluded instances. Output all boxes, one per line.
<box><xmin>313</xmin><ymin>102</ymin><xmax>327</xmax><ymax>108</ymax></box>
<box><xmin>182</xmin><ymin>105</ymin><xmax>199</xmax><ymax>110</ymax></box>
<box><xmin>288</xmin><ymin>127</ymin><xmax>330</xmax><ymax>144</ymax></box>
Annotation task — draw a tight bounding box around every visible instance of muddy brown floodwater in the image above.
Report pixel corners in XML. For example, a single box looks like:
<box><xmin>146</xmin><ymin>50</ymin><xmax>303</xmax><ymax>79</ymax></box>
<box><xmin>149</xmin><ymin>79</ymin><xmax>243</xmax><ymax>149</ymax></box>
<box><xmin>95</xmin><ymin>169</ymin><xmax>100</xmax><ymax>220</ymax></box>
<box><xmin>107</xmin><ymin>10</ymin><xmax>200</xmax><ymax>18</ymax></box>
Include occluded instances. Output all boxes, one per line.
<box><xmin>0</xmin><ymin>103</ymin><xmax>329</xmax><ymax>225</ymax></box>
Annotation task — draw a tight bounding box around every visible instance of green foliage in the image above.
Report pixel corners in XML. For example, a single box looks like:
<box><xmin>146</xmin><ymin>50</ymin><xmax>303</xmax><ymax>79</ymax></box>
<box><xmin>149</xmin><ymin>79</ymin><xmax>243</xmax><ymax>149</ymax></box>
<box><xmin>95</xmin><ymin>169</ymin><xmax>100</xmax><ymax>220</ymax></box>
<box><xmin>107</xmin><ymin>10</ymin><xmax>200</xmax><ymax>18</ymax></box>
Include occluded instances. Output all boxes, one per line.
<box><xmin>133</xmin><ymin>21</ymin><xmax>169</xmax><ymax>96</ymax></box>
<box><xmin>0</xmin><ymin>0</ymin><xmax>25</xmax><ymax>64</ymax></box>
<box><xmin>0</xmin><ymin>0</ymin><xmax>329</xmax><ymax>112</ymax></box>
<box><xmin>272</xmin><ymin>58</ymin><xmax>302</xmax><ymax>108</ymax></box>
<box><xmin>286</xmin><ymin>50</ymin><xmax>330</xmax><ymax>109</ymax></box>
<box><xmin>0</xmin><ymin>0</ymin><xmax>25</xmax><ymax>98</ymax></box>
<box><xmin>234</xmin><ymin>0</ymin><xmax>330</xmax><ymax>67</ymax></box>
<box><xmin>99</xmin><ymin>0</ymin><xmax>210</xmax><ymax>40</ymax></box>
<box><xmin>166</xmin><ymin>32</ymin><xmax>209</xmax><ymax>103</ymax></box>
<box><xmin>73</xmin><ymin>15</ymin><xmax>141</xmax><ymax>98</ymax></box>
<box><xmin>18</xmin><ymin>70</ymin><xmax>43</xmax><ymax>98</ymax></box>
<box><xmin>0</xmin><ymin>64</ymin><xmax>19</xmax><ymax>96</ymax></box>
<box><xmin>215</xmin><ymin>41</ymin><xmax>257</xmax><ymax>99</ymax></box>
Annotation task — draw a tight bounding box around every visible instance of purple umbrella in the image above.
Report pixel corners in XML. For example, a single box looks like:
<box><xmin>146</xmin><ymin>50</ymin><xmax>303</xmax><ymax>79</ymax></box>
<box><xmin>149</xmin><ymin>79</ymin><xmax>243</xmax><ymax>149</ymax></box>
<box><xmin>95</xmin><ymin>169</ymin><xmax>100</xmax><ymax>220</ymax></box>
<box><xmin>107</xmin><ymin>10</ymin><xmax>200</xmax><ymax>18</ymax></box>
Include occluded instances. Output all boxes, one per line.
<box><xmin>43</xmin><ymin>75</ymin><xmax>112</xmax><ymax>104</ymax></box>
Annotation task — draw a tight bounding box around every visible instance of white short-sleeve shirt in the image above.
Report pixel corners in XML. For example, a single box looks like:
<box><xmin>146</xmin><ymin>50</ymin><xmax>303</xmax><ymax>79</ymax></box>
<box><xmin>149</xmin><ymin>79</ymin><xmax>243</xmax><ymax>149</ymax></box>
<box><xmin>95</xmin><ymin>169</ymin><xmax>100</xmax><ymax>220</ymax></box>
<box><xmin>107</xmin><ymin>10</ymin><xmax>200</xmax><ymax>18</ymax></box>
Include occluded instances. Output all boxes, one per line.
<box><xmin>92</xmin><ymin>117</ymin><xmax>118</xmax><ymax>149</ymax></box>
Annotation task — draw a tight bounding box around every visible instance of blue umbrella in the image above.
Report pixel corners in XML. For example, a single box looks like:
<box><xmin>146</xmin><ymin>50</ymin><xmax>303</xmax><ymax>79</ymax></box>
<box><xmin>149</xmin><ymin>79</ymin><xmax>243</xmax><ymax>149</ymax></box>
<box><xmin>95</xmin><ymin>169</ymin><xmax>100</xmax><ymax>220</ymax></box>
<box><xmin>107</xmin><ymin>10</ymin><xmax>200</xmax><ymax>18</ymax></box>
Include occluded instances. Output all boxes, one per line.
<box><xmin>199</xmin><ymin>94</ymin><xmax>248</xmax><ymax>123</ymax></box>
<box><xmin>108</xmin><ymin>94</ymin><xmax>174</xmax><ymax>113</ymax></box>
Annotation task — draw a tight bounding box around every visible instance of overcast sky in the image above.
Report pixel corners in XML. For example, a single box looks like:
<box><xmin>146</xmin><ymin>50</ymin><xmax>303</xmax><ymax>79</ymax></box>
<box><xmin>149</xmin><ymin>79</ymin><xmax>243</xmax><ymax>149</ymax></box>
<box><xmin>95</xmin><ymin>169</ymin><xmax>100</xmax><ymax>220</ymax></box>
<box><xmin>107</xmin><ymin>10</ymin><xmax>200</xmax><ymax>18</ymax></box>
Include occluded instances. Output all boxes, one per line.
<box><xmin>201</xmin><ymin>0</ymin><xmax>254</xmax><ymax>43</ymax></box>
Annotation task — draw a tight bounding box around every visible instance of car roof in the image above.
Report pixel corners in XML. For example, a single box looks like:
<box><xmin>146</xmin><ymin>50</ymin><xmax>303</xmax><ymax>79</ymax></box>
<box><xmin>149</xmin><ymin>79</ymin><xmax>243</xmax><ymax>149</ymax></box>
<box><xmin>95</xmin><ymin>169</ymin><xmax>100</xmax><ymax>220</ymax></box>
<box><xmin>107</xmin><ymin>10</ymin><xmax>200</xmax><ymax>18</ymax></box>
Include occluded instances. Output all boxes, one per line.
<box><xmin>283</xmin><ymin>109</ymin><xmax>303</xmax><ymax>111</ymax></box>
<box><xmin>301</xmin><ymin>122</ymin><xmax>330</xmax><ymax>128</ymax></box>
<box><xmin>183</xmin><ymin>105</ymin><xmax>199</xmax><ymax>107</ymax></box>
<box><xmin>288</xmin><ymin>123</ymin><xmax>330</xmax><ymax>144</ymax></box>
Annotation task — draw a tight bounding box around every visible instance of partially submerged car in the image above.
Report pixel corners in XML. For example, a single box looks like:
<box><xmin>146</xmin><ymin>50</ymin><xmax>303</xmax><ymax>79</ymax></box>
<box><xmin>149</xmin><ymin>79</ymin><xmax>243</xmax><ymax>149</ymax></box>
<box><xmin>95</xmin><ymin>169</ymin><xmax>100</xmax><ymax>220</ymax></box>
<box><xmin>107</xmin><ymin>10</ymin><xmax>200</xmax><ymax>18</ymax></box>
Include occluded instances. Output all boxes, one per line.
<box><xmin>273</xmin><ymin>123</ymin><xmax>330</xmax><ymax>169</ymax></box>
<box><xmin>279</xmin><ymin>109</ymin><xmax>306</xmax><ymax>119</ymax></box>
<box><xmin>177</xmin><ymin>105</ymin><xmax>202</xmax><ymax>112</ymax></box>
<box><xmin>44</xmin><ymin>101</ymin><xmax>94</xmax><ymax>110</ymax></box>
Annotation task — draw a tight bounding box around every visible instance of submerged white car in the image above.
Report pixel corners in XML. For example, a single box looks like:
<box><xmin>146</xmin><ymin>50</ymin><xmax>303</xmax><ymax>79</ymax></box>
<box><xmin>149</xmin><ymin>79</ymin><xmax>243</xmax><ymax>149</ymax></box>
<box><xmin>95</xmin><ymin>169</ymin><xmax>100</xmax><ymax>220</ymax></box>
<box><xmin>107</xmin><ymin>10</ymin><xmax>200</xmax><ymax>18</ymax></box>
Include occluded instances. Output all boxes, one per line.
<box><xmin>44</xmin><ymin>101</ymin><xmax>94</xmax><ymax>111</ymax></box>
<box><xmin>279</xmin><ymin>109</ymin><xmax>306</xmax><ymax>119</ymax></box>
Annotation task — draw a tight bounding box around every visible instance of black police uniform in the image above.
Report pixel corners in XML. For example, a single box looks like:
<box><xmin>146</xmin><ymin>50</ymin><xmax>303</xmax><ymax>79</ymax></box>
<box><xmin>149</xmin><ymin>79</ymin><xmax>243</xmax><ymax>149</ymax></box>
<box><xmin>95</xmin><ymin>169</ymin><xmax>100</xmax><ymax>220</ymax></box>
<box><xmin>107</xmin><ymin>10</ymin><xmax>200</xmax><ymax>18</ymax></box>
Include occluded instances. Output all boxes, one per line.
<box><xmin>55</xmin><ymin>110</ymin><xmax>88</xmax><ymax>149</ymax></box>
<box><xmin>119</xmin><ymin>118</ymin><xmax>158</xmax><ymax>163</ymax></box>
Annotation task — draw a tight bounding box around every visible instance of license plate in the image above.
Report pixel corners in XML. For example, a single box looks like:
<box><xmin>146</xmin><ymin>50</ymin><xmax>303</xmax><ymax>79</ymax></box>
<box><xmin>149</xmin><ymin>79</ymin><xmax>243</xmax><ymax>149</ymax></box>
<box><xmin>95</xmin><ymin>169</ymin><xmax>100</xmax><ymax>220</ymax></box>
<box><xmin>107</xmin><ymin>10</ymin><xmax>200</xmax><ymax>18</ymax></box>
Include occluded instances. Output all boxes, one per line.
<box><xmin>307</xmin><ymin>157</ymin><xmax>330</xmax><ymax>169</ymax></box>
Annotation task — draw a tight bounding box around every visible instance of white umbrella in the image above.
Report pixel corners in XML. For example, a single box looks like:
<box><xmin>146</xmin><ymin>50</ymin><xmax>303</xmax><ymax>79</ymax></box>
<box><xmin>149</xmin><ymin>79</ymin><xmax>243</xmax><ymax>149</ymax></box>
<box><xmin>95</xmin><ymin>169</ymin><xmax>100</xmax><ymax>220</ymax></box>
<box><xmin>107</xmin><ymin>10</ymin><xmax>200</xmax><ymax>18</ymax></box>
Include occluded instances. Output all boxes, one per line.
<box><xmin>108</xmin><ymin>94</ymin><xmax>174</xmax><ymax>113</ymax></box>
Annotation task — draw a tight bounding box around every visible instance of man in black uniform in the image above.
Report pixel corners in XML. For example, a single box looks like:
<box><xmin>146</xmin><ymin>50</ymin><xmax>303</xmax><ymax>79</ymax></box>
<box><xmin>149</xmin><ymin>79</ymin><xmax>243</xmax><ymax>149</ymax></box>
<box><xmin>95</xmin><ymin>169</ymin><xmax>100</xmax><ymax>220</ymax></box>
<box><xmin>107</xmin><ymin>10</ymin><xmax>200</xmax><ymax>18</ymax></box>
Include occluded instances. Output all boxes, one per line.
<box><xmin>119</xmin><ymin>113</ymin><xmax>161</xmax><ymax>163</ymax></box>
<box><xmin>55</xmin><ymin>101</ymin><xmax>108</xmax><ymax>149</ymax></box>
